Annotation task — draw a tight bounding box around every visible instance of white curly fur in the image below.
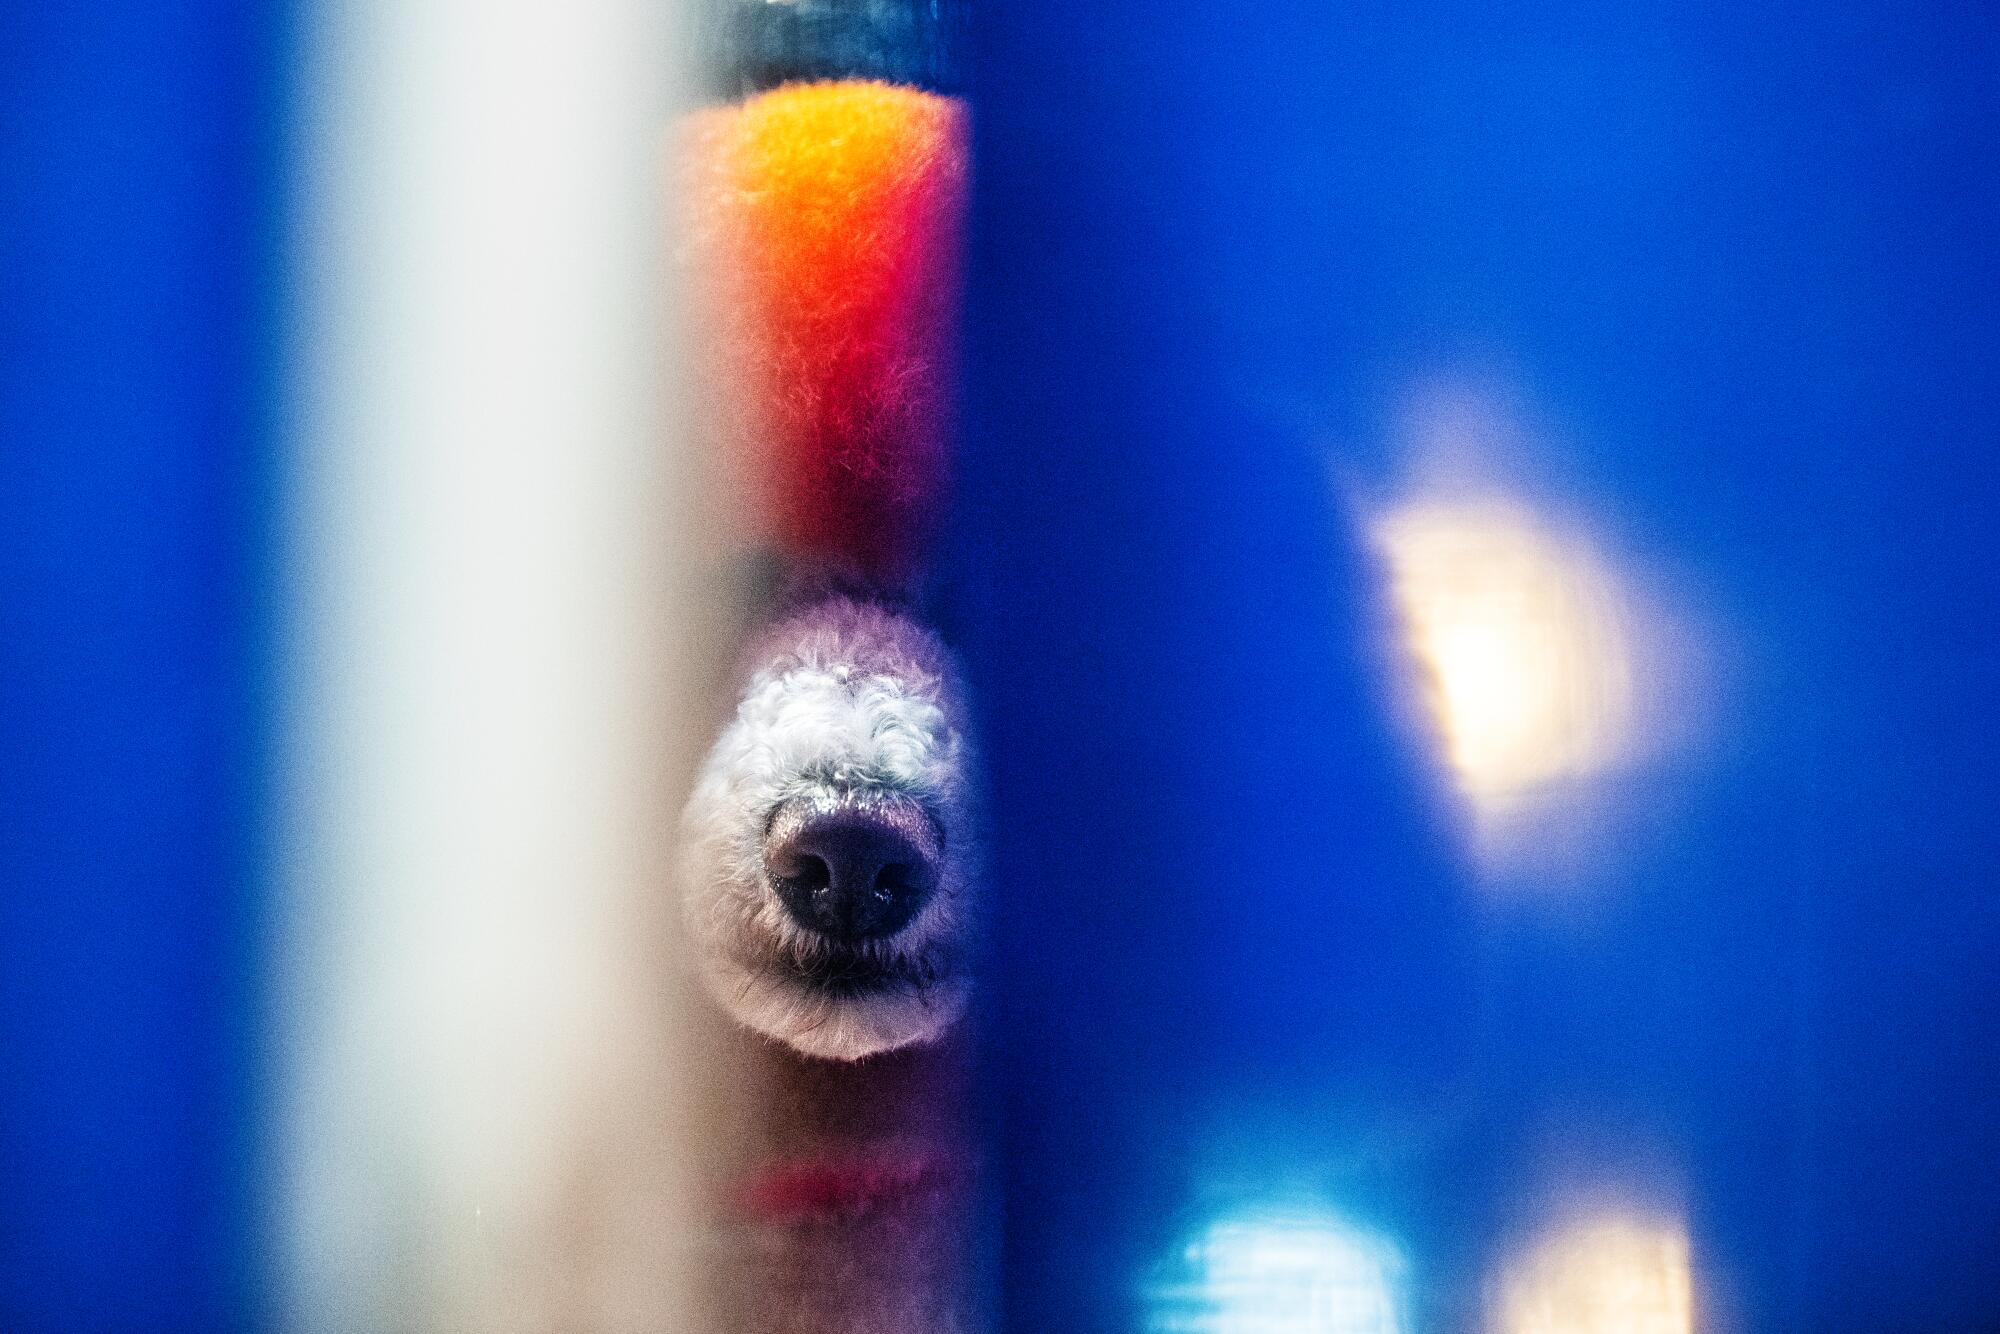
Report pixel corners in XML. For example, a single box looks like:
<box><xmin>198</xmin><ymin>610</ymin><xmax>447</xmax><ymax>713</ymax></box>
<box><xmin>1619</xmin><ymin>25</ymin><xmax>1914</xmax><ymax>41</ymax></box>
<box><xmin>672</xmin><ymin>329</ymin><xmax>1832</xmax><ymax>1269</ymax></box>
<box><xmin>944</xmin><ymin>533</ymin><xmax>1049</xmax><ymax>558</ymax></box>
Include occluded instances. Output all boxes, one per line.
<box><xmin>681</xmin><ymin>595</ymin><xmax>973</xmax><ymax>1061</ymax></box>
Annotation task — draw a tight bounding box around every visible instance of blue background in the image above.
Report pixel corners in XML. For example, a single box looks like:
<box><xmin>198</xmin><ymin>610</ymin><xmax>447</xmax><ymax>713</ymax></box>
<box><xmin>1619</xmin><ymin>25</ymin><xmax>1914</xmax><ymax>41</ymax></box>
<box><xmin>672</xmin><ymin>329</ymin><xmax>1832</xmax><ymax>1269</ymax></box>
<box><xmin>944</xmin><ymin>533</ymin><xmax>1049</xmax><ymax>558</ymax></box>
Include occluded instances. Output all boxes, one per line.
<box><xmin>1</xmin><ymin>2</ymin><xmax>280</xmax><ymax>1329</ymax></box>
<box><xmin>963</xmin><ymin>0</ymin><xmax>2000</xmax><ymax>1329</ymax></box>
<box><xmin>3</xmin><ymin>0</ymin><xmax>1998</xmax><ymax>1328</ymax></box>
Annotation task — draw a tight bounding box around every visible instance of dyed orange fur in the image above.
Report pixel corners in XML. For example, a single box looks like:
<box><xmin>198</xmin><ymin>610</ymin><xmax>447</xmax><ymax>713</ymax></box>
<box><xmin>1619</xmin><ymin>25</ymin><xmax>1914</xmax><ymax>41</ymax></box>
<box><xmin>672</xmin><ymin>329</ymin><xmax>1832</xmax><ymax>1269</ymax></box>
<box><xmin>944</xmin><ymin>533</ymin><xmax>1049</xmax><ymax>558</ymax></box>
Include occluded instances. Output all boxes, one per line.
<box><xmin>686</xmin><ymin>81</ymin><xmax>965</xmax><ymax>584</ymax></box>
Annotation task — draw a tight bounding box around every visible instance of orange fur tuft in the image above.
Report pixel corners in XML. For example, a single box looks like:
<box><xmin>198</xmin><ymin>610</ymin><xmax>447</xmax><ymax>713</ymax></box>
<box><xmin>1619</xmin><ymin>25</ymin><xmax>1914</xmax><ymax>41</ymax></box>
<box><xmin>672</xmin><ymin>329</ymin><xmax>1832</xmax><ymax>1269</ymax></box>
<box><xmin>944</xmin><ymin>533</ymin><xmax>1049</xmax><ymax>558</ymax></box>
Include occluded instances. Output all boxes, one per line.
<box><xmin>685</xmin><ymin>80</ymin><xmax>966</xmax><ymax>584</ymax></box>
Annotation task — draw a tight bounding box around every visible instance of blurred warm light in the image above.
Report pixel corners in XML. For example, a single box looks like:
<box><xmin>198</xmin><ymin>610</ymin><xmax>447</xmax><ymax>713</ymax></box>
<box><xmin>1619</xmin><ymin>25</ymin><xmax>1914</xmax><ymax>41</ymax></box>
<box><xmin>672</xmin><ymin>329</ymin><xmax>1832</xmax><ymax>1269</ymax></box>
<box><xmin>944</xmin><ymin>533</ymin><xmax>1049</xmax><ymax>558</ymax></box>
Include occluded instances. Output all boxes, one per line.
<box><xmin>1376</xmin><ymin>501</ymin><xmax>1633</xmax><ymax>810</ymax></box>
<box><xmin>1493</xmin><ymin>1213</ymin><xmax>1692</xmax><ymax>1334</ymax></box>
<box><xmin>1149</xmin><ymin>1207</ymin><xmax>1405</xmax><ymax>1334</ymax></box>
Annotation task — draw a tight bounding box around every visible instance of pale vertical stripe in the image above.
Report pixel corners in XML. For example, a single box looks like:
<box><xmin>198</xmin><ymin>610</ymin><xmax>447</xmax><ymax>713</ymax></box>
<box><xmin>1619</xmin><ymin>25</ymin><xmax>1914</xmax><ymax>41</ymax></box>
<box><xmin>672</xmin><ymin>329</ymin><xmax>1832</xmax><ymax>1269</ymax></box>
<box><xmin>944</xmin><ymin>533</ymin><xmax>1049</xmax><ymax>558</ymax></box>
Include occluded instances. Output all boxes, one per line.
<box><xmin>274</xmin><ymin>0</ymin><xmax>712</xmax><ymax>1327</ymax></box>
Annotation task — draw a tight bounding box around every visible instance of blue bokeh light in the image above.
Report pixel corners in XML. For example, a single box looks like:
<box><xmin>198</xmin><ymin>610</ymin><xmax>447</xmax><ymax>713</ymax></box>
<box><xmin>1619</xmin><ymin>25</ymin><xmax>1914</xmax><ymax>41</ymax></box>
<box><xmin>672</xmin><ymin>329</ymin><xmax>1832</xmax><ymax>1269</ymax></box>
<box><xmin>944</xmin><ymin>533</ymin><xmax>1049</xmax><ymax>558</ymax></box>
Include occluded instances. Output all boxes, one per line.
<box><xmin>1148</xmin><ymin>1208</ymin><xmax>1407</xmax><ymax>1334</ymax></box>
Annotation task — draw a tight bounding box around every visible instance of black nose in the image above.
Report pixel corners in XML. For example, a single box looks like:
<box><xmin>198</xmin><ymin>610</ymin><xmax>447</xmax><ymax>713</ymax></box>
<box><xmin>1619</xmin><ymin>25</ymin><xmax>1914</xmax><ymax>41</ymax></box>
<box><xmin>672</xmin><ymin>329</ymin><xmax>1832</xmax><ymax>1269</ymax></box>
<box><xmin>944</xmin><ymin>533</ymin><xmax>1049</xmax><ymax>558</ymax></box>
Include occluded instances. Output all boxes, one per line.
<box><xmin>765</xmin><ymin>800</ymin><xmax>940</xmax><ymax>942</ymax></box>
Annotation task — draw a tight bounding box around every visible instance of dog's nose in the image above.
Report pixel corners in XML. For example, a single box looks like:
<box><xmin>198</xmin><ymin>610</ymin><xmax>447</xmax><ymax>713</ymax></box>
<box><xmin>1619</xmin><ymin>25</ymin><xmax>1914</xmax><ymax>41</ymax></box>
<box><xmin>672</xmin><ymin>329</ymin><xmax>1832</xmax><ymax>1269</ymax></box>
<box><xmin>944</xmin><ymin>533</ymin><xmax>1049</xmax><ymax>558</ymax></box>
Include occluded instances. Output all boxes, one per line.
<box><xmin>765</xmin><ymin>800</ymin><xmax>940</xmax><ymax>942</ymax></box>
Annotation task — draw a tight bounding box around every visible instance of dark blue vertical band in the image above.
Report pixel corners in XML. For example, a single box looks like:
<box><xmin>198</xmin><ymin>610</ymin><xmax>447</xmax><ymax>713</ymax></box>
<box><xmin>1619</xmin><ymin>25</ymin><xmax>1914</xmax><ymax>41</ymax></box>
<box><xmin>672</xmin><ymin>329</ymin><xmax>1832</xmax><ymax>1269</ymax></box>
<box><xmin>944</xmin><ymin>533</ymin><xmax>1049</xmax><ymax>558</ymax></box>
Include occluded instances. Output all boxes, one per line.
<box><xmin>0</xmin><ymin>3</ymin><xmax>280</xmax><ymax>1330</ymax></box>
<box><xmin>960</xmin><ymin>6</ymin><xmax>1474</xmax><ymax>1330</ymax></box>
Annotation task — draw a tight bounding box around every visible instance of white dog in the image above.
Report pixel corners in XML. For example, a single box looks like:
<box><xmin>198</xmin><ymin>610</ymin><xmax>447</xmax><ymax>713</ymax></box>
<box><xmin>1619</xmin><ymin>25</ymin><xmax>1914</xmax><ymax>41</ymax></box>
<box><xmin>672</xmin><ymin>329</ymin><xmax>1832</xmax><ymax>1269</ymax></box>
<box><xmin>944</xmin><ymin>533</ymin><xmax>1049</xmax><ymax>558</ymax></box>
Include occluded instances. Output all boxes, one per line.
<box><xmin>680</xmin><ymin>591</ymin><xmax>974</xmax><ymax>1061</ymax></box>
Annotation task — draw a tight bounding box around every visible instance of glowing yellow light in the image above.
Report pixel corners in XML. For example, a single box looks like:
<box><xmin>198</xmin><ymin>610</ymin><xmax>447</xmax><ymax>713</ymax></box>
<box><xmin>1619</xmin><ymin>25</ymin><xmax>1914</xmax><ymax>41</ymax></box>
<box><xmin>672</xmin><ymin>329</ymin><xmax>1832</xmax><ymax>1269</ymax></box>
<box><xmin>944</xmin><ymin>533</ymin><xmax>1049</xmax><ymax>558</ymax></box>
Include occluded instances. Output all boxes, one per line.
<box><xmin>1493</xmin><ymin>1213</ymin><xmax>1692</xmax><ymax>1334</ymax></box>
<box><xmin>1376</xmin><ymin>502</ymin><xmax>1632</xmax><ymax>808</ymax></box>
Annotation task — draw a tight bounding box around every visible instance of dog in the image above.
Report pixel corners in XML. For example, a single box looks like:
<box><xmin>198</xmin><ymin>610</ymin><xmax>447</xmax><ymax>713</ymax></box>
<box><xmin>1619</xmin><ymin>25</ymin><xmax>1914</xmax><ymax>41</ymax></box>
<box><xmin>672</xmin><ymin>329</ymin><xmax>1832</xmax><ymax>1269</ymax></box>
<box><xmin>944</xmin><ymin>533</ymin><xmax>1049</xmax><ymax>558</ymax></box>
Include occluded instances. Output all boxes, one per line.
<box><xmin>680</xmin><ymin>587</ymin><xmax>974</xmax><ymax>1061</ymax></box>
<box><xmin>672</xmin><ymin>77</ymin><xmax>978</xmax><ymax>1334</ymax></box>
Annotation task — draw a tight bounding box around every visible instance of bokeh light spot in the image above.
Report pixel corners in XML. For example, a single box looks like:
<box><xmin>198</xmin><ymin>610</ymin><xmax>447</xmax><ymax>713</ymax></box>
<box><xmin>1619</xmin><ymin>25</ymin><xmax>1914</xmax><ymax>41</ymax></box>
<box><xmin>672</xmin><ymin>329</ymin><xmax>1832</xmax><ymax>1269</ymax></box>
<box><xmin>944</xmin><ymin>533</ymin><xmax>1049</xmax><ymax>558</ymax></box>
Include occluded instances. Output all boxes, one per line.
<box><xmin>1149</xmin><ymin>1207</ymin><xmax>1405</xmax><ymax>1334</ymax></box>
<box><xmin>1492</xmin><ymin>1212</ymin><xmax>1693</xmax><ymax>1334</ymax></box>
<box><xmin>1376</xmin><ymin>501</ymin><xmax>1633</xmax><ymax>811</ymax></box>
